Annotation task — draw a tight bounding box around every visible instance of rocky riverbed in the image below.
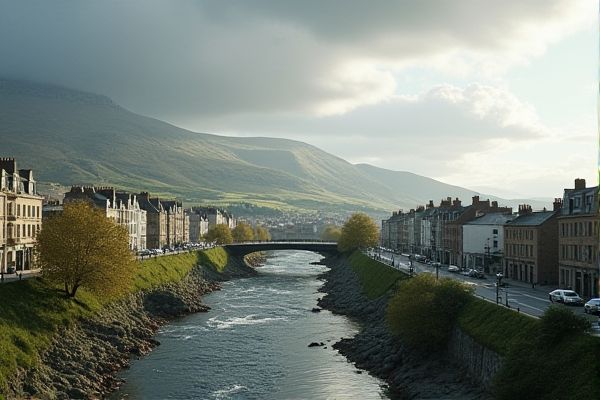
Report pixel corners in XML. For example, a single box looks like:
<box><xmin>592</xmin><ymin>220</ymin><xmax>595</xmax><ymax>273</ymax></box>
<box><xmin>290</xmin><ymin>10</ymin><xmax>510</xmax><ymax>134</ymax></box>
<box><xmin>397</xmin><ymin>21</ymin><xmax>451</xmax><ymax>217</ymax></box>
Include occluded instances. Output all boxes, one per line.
<box><xmin>318</xmin><ymin>254</ymin><xmax>491</xmax><ymax>400</ymax></box>
<box><xmin>8</xmin><ymin>255</ymin><xmax>256</xmax><ymax>400</ymax></box>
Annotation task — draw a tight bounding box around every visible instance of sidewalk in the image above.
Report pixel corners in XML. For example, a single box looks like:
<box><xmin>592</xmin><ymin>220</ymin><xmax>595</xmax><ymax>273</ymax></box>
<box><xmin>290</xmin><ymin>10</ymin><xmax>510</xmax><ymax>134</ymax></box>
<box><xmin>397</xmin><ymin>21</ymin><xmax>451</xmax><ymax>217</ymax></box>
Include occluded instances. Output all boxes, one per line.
<box><xmin>0</xmin><ymin>269</ymin><xmax>41</xmax><ymax>284</ymax></box>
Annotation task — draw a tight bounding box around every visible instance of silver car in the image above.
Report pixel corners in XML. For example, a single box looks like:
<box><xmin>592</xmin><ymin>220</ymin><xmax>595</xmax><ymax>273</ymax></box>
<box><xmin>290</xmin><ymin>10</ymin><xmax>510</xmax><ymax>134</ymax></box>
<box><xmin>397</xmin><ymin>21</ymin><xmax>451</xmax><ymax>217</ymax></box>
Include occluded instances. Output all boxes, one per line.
<box><xmin>584</xmin><ymin>298</ymin><xmax>600</xmax><ymax>315</ymax></box>
<box><xmin>548</xmin><ymin>289</ymin><xmax>583</xmax><ymax>305</ymax></box>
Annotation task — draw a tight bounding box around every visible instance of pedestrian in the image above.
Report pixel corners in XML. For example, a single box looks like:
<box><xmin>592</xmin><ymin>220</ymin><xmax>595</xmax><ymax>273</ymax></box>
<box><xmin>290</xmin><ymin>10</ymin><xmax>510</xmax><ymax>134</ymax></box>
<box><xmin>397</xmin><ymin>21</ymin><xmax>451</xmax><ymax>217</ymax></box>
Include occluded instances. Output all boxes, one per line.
<box><xmin>531</xmin><ymin>281</ymin><xmax>534</xmax><ymax>289</ymax></box>
<box><xmin>19</xmin><ymin>272</ymin><xmax>22</xmax><ymax>280</ymax></box>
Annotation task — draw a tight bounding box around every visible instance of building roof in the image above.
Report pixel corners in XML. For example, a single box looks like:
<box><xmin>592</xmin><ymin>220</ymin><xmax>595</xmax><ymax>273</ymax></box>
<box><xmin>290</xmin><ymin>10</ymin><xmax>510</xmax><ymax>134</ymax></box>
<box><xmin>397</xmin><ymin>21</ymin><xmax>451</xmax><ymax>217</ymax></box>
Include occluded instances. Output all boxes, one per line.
<box><xmin>506</xmin><ymin>211</ymin><xmax>556</xmax><ymax>226</ymax></box>
<box><xmin>465</xmin><ymin>212</ymin><xmax>515</xmax><ymax>226</ymax></box>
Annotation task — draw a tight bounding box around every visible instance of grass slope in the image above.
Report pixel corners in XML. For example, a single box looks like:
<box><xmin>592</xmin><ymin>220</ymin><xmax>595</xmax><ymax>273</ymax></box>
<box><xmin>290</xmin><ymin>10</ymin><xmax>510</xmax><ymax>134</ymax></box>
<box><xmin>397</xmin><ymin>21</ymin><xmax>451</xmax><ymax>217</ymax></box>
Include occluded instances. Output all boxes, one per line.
<box><xmin>0</xmin><ymin>251</ymin><xmax>209</xmax><ymax>394</ymax></box>
<box><xmin>348</xmin><ymin>251</ymin><xmax>408</xmax><ymax>298</ymax></box>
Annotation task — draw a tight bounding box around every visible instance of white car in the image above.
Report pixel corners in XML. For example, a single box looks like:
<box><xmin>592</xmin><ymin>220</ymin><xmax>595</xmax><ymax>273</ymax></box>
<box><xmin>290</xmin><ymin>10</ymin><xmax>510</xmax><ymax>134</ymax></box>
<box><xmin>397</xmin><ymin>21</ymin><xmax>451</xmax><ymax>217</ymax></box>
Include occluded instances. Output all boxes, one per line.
<box><xmin>448</xmin><ymin>265</ymin><xmax>460</xmax><ymax>273</ymax></box>
<box><xmin>548</xmin><ymin>289</ymin><xmax>583</xmax><ymax>305</ymax></box>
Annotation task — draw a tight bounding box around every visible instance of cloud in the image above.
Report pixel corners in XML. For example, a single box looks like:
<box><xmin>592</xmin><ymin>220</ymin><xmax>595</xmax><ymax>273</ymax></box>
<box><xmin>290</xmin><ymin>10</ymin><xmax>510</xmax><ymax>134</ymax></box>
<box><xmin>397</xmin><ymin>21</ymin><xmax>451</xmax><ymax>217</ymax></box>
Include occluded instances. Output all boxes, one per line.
<box><xmin>197</xmin><ymin>83</ymin><xmax>546</xmax><ymax>145</ymax></box>
<box><xmin>0</xmin><ymin>0</ymin><xmax>591</xmax><ymax>120</ymax></box>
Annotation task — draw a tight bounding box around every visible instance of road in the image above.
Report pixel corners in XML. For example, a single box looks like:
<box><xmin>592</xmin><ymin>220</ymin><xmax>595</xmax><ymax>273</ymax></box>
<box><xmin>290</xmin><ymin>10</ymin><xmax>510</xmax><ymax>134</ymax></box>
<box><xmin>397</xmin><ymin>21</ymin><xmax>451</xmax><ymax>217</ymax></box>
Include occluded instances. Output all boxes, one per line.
<box><xmin>367</xmin><ymin>249</ymin><xmax>600</xmax><ymax>332</ymax></box>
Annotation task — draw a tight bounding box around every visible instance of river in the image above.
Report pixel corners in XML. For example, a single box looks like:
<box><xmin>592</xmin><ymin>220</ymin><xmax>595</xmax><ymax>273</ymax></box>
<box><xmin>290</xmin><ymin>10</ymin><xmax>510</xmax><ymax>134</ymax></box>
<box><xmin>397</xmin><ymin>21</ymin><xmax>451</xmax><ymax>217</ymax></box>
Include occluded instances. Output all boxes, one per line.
<box><xmin>111</xmin><ymin>250</ymin><xmax>388</xmax><ymax>399</ymax></box>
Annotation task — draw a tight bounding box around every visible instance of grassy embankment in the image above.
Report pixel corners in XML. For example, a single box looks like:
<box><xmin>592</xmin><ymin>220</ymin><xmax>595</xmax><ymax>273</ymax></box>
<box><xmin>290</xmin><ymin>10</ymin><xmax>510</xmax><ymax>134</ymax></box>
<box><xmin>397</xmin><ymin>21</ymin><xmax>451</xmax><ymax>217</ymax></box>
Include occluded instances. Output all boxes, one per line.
<box><xmin>0</xmin><ymin>248</ymin><xmax>228</xmax><ymax>396</ymax></box>
<box><xmin>347</xmin><ymin>250</ymin><xmax>600</xmax><ymax>399</ymax></box>
<box><xmin>458</xmin><ymin>300</ymin><xmax>600</xmax><ymax>400</ymax></box>
<box><xmin>347</xmin><ymin>251</ymin><xmax>408</xmax><ymax>298</ymax></box>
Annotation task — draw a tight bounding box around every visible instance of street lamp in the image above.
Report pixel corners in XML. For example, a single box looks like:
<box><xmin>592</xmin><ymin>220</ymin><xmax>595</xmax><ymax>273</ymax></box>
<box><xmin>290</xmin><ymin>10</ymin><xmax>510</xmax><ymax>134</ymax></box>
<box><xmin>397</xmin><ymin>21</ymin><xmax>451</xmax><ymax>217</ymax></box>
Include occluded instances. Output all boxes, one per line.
<box><xmin>484</xmin><ymin>238</ymin><xmax>491</xmax><ymax>274</ymax></box>
<box><xmin>496</xmin><ymin>272</ymin><xmax>503</xmax><ymax>304</ymax></box>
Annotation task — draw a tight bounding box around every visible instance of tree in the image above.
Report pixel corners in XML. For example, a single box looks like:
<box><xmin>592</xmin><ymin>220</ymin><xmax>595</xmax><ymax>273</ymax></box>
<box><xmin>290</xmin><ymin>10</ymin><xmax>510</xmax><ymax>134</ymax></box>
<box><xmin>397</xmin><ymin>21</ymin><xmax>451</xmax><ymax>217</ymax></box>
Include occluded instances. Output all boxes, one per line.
<box><xmin>320</xmin><ymin>225</ymin><xmax>342</xmax><ymax>242</ymax></box>
<box><xmin>36</xmin><ymin>202</ymin><xmax>137</xmax><ymax>298</ymax></box>
<box><xmin>232</xmin><ymin>222</ymin><xmax>255</xmax><ymax>242</ymax></box>
<box><xmin>387</xmin><ymin>275</ymin><xmax>473</xmax><ymax>351</ymax></box>
<box><xmin>337</xmin><ymin>212</ymin><xmax>379</xmax><ymax>252</ymax></box>
<box><xmin>254</xmin><ymin>225</ymin><xmax>271</xmax><ymax>241</ymax></box>
<box><xmin>205</xmin><ymin>223</ymin><xmax>233</xmax><ymax>245</ymax></box>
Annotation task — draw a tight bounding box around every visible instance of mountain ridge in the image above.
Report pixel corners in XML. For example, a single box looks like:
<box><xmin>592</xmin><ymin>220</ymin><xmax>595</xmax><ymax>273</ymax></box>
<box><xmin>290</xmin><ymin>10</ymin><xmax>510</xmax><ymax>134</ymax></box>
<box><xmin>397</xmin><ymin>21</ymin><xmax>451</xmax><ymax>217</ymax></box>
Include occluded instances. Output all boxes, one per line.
<box><xmin>0</xmin><ymin>79</ymin><xmax>548</xmax><ymax>213</ymax></box>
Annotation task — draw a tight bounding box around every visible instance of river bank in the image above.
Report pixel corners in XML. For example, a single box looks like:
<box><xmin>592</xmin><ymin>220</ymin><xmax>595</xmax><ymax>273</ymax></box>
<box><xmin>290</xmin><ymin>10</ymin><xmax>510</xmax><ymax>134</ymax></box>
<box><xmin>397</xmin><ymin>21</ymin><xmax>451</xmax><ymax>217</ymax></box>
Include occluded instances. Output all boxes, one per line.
<box><xmin>318</xmin><ymin>253</ymin><xmax>490</xmax><ymax>400</ymax></box>
<box><xmin>7</xmin><ymin>251</ymin><xmax>256</xmax><ymax>400</ymax></box>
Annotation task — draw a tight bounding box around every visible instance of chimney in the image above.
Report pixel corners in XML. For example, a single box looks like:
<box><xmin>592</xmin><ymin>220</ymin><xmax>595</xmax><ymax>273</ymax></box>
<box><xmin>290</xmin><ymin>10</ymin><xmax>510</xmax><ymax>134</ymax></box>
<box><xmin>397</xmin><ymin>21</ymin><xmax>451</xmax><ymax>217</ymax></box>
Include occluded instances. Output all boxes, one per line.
<box><xmin>427</xmin><ymin>200</ymin><xmax>434</xmax><ymax>209</ymax></box>
<box><xmin>518</xmin><ymin>204</ymin><xmax>532</xmax><ymax>216</ymax></box>
<box><xmin>0</xmin><ymin>157</ymin><xmax>17</xmax><ymax>173</ymax></box>
<box><xmin>574</xmin><ymin>178</ymin><xmax>586</xmax><ymax>190</ymax></box>
<box><xmin>553</xmin><ymin>198</ymin><xmax>563</xmax><ymax>211</ymax></box>
<box><xmin>452</xmin><ymin>198</ymin><xmax>462</xmax><ymax>207</ymax></box>
<box><xmin>491</xmin><ymin>201</ymin><xmax>498</xmax><ymax>208</ymax></box>
<box><xmin>472</xmin><ymin>195</ymin><xmax>480</xmax><ymax>206</ymax></box>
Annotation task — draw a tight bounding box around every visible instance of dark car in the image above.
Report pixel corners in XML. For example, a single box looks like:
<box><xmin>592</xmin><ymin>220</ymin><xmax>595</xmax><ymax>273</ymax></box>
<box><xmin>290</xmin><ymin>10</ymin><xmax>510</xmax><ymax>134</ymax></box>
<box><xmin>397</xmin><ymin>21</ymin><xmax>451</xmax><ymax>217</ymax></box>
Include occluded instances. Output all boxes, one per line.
<box><xmin>584</xmin><ymin>298</ymin><xmax>600</xmax><ymax>315</ymax></box>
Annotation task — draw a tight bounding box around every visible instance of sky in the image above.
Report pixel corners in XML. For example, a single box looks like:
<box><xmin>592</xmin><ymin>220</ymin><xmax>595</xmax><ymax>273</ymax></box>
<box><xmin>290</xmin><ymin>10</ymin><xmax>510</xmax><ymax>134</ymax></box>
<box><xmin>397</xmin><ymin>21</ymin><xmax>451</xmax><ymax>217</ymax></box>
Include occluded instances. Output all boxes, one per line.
<box><xmin>0</xmin><ymin>0</ymin><xmax>597</xmax><ymax>199</ymax></box>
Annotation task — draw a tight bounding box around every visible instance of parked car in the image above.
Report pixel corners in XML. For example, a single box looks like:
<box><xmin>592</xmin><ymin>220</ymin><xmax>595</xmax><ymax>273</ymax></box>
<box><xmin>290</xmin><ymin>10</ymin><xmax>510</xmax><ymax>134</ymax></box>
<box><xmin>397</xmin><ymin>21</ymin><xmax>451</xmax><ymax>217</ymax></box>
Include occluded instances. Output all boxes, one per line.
<box><xmin>431</xmin><ymin>261</ymin><xmax>442</xmax><ymax>268</ymax></box>
<box><xmin>469</xmin><ymin>269</ymin><xmax>485</xmax><ymax>279</ymax></box>
<box><xmin>448</xmin><ymin>265</ymin><xmax>460</xmax><ymax>273</ymax></box>
<box><xmin>548</xmin><ymin>289</ymin><xmax>583</xmax><ymax>305</ymax></box>
<box><xmin>6</xmin><ymin>266</ymin><xmax>16</xmax><ymax>274</ymax></box>
<box><xmin>584</xmin><ymin>298</ymin><xmax>600</xmax><ymax>315</ymax></box>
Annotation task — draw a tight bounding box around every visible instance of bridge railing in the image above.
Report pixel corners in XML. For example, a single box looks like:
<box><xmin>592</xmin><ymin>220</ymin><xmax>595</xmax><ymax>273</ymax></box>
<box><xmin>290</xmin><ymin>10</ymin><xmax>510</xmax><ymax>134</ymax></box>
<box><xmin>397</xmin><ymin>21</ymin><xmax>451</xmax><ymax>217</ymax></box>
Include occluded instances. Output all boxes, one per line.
<box><xmin>226</xmin><ymin>240</ymin><xmax>337</xmax><ymax>245</ymax></box>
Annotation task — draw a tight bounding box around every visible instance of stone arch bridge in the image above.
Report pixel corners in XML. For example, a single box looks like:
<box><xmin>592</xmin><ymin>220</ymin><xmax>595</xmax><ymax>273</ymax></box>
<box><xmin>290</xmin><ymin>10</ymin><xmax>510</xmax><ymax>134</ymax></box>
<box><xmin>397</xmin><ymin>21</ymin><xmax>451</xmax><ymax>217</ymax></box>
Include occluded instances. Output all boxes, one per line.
<box><xmin>224</xmin><ymin>241</ymin><xmax>338</xmax><ymax>257</ymax></box>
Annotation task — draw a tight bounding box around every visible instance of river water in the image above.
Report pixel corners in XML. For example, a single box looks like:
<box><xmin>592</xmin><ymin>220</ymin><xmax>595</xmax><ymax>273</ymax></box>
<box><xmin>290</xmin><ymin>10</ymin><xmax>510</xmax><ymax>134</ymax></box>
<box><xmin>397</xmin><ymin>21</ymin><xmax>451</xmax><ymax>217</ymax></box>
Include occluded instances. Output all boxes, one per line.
<box><xmin>111</xmin><ymin>250</ymin><xmax>388</xmax><ymax>400</ymax></box>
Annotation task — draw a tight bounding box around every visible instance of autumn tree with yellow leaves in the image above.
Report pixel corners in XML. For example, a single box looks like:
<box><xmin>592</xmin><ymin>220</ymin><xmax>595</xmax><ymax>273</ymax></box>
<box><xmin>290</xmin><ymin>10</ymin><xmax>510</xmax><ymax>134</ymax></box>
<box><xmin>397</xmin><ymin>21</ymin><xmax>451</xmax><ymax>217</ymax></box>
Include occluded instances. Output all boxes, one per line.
<box><xmin>36</xmin><ymin>202</ymin><xmax>137</xmax><ymax>298</ymax></box>
<box><xmin>338</xmin><ymin>213</ymin><xmax>379</xmax><ymax>253</ymax></box>
<box><xmin>232</xmin><ymin>222</ymin><xmax>255</xmax><ymax>243</ymax></box>
<box><xmin>254</xmin><ymin>225</ymin><xmax>271</xmax><ymax>241</ymax></box>
<box><xmin>205</xmin><ymin>223</ymin><xmax>234</xmax><ymax>245</ymax></box>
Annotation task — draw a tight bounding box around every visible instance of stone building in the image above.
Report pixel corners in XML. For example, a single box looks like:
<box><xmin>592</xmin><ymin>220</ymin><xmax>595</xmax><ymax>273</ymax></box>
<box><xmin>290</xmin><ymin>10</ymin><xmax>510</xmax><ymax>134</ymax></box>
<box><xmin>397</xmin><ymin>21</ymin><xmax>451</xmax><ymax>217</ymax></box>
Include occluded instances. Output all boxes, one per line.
<box><xmin>558</xmin><ymin>179</ymin><xmax>599</xmax><ymax>297</ymax></box>
<box><xmin>64</xmin><ymin>186</ymin><xmax>147</xmax><ymax>251</ymax></box>
<box><xmin>503</xmin><ymin>202</ymin><xmax>561</xmax><ymax>285</ymax></box>
<box><xmin>137</xmin><ymin>192</ymin><xmax>167</xmax><ymax>250</ymax></box>
<box><xmin>161</xmin><ymin>200</ymin><xmax>186</xmax><ymax>246</ymax></box>
<box><xmin>194</xmin><ymin>207</ymin><xmax>237</xmax><ymax>231</ymax></box>
<box><xmin>187</xmin><ymin>208</ymin><xmax>209</xmax><ymax>242</ymax></box>
<box><xmin>0</xmin><ymin>158</ymin><xmax>43</xmax><ymax>274</ymax></box>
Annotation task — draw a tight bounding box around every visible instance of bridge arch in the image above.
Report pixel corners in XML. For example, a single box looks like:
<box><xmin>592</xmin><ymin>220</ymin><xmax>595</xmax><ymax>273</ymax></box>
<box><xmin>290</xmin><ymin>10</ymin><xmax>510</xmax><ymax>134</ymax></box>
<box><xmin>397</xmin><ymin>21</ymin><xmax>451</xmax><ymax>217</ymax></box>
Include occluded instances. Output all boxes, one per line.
<box><xmin>224</xmin><ymin>241</ymin><xmax>338</xmax><ymax>257</ymax></box>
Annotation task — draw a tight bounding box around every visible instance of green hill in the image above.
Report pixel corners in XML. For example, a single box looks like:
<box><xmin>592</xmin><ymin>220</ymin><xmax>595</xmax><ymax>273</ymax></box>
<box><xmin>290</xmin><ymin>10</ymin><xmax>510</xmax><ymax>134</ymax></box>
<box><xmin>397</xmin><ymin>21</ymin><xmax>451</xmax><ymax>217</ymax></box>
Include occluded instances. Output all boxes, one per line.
<box><xmin>0</xmin><ymin>79</ymin><xmax>532</xmax><ymax>213</ymax></box>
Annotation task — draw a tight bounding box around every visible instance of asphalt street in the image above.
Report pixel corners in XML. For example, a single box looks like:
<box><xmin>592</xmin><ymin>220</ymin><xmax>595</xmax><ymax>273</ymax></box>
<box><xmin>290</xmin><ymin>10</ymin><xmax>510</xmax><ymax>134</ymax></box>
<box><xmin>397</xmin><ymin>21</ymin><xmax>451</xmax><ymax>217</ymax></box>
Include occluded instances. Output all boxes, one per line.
<box><xmin>368</xmin><ymin>249</ymin><xmax>600</xmax><ymax>333</ymax></box>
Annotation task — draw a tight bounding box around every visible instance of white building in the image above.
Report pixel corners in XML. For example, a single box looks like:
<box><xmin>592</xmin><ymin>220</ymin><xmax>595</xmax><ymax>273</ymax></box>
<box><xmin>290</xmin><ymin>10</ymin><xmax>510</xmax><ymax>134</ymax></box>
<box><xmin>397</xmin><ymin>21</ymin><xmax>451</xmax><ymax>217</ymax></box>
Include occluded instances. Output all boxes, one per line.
<box><xmin>64</xmin><ymin>187</ymin><xmax>147</xmax><ymax>251</ymax></box>
<box><xmin>0</xmin><ymin>158</ymin><xmax>44</xmax><ymax>274</ymax></box>
<box><xmin>462</xmin><ymin>212</ymin><xmax>515</xmax><ymax>272</ymax></box>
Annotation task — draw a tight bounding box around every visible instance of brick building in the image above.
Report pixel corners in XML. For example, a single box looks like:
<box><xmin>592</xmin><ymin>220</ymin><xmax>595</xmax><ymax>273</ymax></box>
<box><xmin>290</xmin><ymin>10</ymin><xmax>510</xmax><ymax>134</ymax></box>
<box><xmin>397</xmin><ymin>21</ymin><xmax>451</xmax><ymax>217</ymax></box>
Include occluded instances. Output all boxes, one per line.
<box><xmin>504</xmin><ymin>202</ymin><xmax>561</xmax><ymax>285</ymax></box>
<box><xmin>558</xmin><ymin>179</ymin><xmax>599</xmax><ymax>297</ymax></box>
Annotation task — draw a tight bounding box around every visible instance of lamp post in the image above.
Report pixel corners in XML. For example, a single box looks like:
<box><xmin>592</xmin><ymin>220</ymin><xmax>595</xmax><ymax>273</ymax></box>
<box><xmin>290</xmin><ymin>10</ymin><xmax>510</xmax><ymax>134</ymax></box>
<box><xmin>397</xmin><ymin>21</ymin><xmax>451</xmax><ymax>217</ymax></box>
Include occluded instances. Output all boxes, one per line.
<box><xmin>496</xmin><ymin>272</ymin><xmax>503</xmax><ymax>304</ymax></box>
<box><xmin>484</xmin><ymin>238</ymin><xmax>491</xmax><ymax>274</ymax></box>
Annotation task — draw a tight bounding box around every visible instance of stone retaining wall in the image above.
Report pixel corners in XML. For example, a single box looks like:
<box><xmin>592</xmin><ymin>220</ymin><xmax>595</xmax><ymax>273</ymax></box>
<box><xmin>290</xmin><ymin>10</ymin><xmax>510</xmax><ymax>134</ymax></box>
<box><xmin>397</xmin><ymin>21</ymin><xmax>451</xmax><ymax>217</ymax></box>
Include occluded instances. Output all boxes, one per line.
<box><xmin>448</xmin><ymin>327</ymin><xmax>502</xmax><ymax>389</ymax></box>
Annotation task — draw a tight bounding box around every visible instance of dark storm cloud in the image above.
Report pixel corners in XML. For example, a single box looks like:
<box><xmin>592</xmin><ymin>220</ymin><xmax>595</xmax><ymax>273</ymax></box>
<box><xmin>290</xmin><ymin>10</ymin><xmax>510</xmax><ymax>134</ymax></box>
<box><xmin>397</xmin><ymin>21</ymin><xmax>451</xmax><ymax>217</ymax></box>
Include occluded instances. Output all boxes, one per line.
<box><xmin>0</xmin><ymin>0</ymin><xmax>579</xmax><ymax>120</ymax></box>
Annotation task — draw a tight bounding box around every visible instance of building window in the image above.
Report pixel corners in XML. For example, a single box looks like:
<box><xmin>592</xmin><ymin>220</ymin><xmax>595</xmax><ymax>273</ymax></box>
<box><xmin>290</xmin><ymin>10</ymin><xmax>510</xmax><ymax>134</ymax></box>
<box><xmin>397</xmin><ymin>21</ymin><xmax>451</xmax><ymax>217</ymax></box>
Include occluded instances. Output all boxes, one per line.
<box><xmin>493</xmin><ymin>240</ymin><xmax>498</xmax><ymax>248</ymax></box>
<box><xmin>493</xmin><ymin>228</ymin><xmax>498</xmax><ymax>235</ymax></box>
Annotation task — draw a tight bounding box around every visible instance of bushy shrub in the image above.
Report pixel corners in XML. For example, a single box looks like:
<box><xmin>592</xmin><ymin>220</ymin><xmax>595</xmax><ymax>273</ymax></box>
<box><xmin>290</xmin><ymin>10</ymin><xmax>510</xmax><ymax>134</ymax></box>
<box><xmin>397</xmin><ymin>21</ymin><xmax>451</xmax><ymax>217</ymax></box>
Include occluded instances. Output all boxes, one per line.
<box><xmin>386</xmin><ymin>274</ymin><xmax>472</xmax><ymax>351</ymax></box>
<box><xmin>539</xmin><ymin>305</ymin><xmax>591</xmax><ymax>346</ymax></box>
<box><xmin>494</xmin><ymin>306</ymin><xmax>599</xmax><ymax>400</ymax></box>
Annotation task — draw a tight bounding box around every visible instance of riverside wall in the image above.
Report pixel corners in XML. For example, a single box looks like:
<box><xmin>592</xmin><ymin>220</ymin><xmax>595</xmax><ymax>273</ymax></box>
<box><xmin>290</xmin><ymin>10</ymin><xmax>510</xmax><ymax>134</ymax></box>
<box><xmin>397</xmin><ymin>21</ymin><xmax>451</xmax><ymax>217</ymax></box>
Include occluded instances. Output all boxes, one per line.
<box><xmin>318</xmin><ymin>253</ymin><xmax>497</xmax><ymax>400</ymax></box>
<box><xmin>8</xmin><ymin>252</ymin><xmax>257</xmax><ymax>400</ymax></box>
